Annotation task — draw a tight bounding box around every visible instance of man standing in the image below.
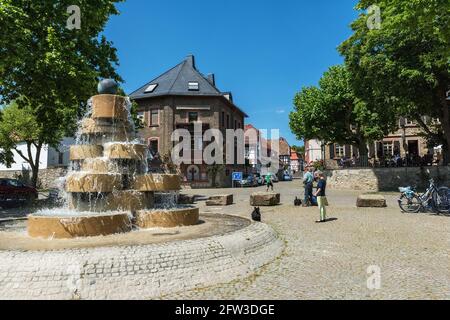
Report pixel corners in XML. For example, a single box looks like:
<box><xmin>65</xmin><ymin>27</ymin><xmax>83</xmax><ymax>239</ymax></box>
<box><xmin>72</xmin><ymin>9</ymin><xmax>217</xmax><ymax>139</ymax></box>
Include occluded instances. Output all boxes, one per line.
<box><xmin>302</xmin><ymin>167</ymin><xmax>314</xmax><ymax>206</ymax></box>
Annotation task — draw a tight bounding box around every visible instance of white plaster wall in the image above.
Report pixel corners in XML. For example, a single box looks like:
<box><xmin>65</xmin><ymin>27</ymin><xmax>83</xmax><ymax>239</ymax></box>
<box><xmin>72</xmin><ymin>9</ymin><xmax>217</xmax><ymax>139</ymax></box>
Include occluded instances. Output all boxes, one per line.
<box><xmin>0</xmin><ymin>138</ymin><xmax>75</xmax><ymax>171</ymax></box>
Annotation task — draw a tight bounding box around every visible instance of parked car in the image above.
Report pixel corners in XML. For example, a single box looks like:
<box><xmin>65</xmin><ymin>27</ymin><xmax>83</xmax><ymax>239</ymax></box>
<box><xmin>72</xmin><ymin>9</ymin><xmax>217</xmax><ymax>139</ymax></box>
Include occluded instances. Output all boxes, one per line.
<box><xmin>0</xmin><ymin>179</ymin><xmax>38</xmax><ymax>203</ymax></box>
<box><xmin>282</xmin><ymin>173</ymin><xmax>293</xmax><ymax>181</ymax></box>
<box><xmin>237</xmin><ymin>174</ymin><xmax>258</xmax><ymax>187</ymax></box>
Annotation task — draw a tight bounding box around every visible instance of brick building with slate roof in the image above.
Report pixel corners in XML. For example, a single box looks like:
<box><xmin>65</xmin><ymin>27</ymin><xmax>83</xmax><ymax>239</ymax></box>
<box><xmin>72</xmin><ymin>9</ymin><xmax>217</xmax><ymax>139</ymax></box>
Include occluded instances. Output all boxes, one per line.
<box><xmin>130</xmin><ymin>55</ymin><xmax>248</xmax><ymax>187</ymax></box>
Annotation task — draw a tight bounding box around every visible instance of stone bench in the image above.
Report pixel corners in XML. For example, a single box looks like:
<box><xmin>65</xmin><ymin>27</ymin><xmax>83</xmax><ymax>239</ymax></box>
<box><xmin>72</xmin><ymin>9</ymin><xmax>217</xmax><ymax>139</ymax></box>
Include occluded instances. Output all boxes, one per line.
<box><xmin>250</xmin><ymin>192</ymin><xmax>281</xmax><ymax>206</ymax></box>
<box><xmin>206</xmin><ymin>194</ymin><xmax>234</xmax><ymax>206</ymax></box>
<box><xmin>356</xmin><ymin>195</ymin><xmax>387</xmax><ymax>208</ymax></box>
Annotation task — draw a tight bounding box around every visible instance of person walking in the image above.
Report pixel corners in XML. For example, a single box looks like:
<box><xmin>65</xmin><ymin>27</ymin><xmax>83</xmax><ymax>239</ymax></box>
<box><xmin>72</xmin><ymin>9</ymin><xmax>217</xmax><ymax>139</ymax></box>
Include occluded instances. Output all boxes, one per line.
<box><xmin>302</xmin><ymin>167</ymin><xmax>314</xmax><ymax>206</ymax></box>
<box><xmin>314</xmin><ymin>172</ymin><xmax>328</xmax><ymax>223</ymax></box>
<box><xmin>265</xmin><ymin>173</ymin><xmax>274</xmax><ymax>192</ymax></box>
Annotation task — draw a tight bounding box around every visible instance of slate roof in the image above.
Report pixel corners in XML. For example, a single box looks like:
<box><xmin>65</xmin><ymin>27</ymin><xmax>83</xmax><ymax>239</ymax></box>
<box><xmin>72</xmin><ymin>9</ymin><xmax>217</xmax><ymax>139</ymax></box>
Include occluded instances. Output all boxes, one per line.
<box><xmin>129</xmin><ymin>55</ymin><xmax>248</xmax><ymax>117</ymax></box>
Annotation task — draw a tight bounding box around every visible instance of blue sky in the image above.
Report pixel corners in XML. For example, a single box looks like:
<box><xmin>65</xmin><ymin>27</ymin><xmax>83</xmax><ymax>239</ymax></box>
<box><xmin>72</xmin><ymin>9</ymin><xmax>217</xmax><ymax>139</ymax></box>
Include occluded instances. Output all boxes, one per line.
<box><xmin>103</xmin><ymin>0</ymin><xmax>359</xmax><ymax>146</ymax></box>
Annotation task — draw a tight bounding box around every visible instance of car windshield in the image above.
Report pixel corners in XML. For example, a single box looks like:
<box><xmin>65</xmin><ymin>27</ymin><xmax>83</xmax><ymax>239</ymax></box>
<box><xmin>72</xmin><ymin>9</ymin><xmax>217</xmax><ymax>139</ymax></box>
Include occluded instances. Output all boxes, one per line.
<box><xmin>8</xmin><ymin>180</ymin><xmax>23</xmax><ymax>187</ymax></box>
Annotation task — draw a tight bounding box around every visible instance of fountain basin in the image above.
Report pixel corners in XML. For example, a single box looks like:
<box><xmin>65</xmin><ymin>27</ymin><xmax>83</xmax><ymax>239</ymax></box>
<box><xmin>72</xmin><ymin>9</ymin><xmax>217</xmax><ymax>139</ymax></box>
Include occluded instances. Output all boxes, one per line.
<box><xmin>91</xmin><ymin>95</ymin><xmax>129</xmax><ymax>121</ymax></box>
<box><xmin>133</xmin><ymin>174</ymin><xmax>181</xmax><ymax>192</ymax></box>
<box><xmin>27</xmin><ymin>212</ymin><xmax>132</xmax><ymax>239</ymax></box>
<box><xmin>104</xmin><ymin>143</ymin><xmax>147</xmax><ymax>160</ymax></box>
<box><xmin>70</xmin><ymin>145</ymin><xmax>103</xmax><ymax>161</ymax></box>
<box><xmin>136</xmin><ymin>207</ymin><xmax>200</xmax><ymax>228</ymax></box>
<box><xmin>66</xmin><ymin>173</ymin><xmax>122</xmax><ymax>193</ymax></box>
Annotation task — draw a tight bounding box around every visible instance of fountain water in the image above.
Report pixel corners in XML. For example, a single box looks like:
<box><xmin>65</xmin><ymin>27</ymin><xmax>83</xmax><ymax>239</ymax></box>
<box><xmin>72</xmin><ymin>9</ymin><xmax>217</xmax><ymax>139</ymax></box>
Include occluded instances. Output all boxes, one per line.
<box><xmin>28</xmin><ymin>80</ymin><xmax>199</xmax><ymax>239</ymax></box>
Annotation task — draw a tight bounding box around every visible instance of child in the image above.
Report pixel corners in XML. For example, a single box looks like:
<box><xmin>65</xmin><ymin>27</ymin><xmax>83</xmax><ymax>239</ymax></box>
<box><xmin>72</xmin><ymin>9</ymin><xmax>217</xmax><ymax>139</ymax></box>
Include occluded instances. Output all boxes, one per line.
<box><xmin>265</xmin><ymin>174</ymin><xmax>274</xmax><ymax>192</ymax></box>
<box><xmin>314</xmin><ymin>172</ymin><xmax>328</xmax><ymax>223</ymax></box>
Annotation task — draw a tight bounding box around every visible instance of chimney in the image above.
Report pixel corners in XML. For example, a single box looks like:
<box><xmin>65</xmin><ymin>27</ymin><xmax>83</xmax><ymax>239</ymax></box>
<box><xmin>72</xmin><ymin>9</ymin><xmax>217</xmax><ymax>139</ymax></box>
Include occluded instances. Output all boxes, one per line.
<box><xmin>207</xmin><ymin>73</ymin><xmax>215</xmax><ymax>86</ymax></box>
<box><xmin>186</xmin><ymin>54</ymin><xmax>195</xmax><ymax>69</ymax></box>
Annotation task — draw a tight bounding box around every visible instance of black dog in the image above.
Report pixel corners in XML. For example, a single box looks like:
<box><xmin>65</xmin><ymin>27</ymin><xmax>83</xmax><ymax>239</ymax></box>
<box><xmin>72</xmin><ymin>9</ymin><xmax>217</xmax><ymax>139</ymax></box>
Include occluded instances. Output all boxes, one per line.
<box><xmin>294</xmin><ymin>197</ymin><xmax>302</xmax><ymax>206</ymax></box>
<box><xmin>251</xmin><ymin>207</ymin><xmax>261</xmax><ymax>222</ymax></box>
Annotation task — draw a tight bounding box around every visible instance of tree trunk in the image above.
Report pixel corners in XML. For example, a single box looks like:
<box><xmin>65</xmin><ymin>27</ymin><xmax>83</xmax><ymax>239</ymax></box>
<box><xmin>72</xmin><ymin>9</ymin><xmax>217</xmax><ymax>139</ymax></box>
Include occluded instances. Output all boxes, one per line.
<box><xmin>358</xmin><ymin>140</ymin><xmax>369</xmax><ymax>167</ymax></box>
<box><xmin>31</xmin><ymin>143</ymin><xmax>42</xmax><ymax>188</ymax></box>
<box><xmin>440</xmin><ymin>92</ymin><xmax>450</xmax><ymax>165</ymax></box>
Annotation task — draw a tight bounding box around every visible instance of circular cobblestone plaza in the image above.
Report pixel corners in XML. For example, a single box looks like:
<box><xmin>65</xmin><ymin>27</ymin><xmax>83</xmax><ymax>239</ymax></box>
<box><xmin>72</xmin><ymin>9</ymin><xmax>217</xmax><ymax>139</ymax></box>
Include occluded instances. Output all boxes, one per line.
<box><xmin>1</xmin><ymin>181</ymin><xmax>449</xmax><ymax>300</ymax></box>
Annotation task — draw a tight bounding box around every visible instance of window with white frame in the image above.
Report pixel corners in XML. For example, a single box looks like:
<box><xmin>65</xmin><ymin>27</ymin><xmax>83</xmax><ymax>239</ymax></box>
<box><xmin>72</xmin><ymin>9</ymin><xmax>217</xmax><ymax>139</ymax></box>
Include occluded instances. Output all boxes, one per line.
<box><xmin>188</xmin><ymin>82</ymin><xmax>199</xmax><ymax>91</ymax></box>
<box><xmin>383</xmin><ymin>142</ymin><xmax>394</xmax><ymax>156</ymax></box>
<box><xmin>149</xmin><ymin>109</ymin><xmax>159</xmax><ymax>126</ymax></box>
<box><xmin>335</xmin><ymin>144</ymin><xmax>345</xmax><ymax>158</ymax></box>
<box><xmin>144</xmin><ymin>83</ymin><xmax>158</xmax><ymax>93</ymax></box>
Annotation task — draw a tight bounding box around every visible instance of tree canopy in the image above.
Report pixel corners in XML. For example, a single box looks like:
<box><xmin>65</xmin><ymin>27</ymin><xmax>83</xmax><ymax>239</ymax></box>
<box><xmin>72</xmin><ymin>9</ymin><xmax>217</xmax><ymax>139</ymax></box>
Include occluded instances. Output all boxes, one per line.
<box><xmin>0</xmin><ymin>0</ymin><xmax>124</xmax><ymax>186</ymax></box>
<box><xmin>0</xmin><ymin>0</ymin><xmax>124</xmax><ymax>146</ymax></box>
<box><xmin>339</xmin><ymin>0</ymin><xmax>450</xmax><ymax>159</ymax></box>
<box><xmin>289</xmin><ymin>65</ymin><xmax>392</xmax><ymax>157</ymax></box>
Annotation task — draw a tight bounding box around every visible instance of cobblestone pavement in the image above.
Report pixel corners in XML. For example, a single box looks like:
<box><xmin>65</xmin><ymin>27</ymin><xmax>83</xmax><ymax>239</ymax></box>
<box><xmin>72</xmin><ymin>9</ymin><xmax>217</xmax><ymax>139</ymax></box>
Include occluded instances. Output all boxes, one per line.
<box><xmin>0</xmin><ymin>222</ymin><xmax>283</xmax><ymax>300</ymax></box>
<box><xmin>163</xmin><ymin>181</ymin><xmax>450</xmax><ymax>299</ymax></box>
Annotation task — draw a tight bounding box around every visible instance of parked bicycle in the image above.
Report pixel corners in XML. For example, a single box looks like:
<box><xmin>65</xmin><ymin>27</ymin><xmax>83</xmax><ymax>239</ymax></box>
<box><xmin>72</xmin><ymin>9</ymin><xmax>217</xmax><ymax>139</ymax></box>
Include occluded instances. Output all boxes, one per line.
<box><xmin>398</xmin><ymin>179</ymin><xmax>450</xmax><ymax>214</ymax></box>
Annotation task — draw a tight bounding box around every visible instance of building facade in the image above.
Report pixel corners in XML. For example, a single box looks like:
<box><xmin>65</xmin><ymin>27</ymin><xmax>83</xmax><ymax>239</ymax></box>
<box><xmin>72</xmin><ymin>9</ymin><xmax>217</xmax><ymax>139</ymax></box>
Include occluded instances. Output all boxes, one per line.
<box><xmin>130</xmin><ymin>55</ymin><xmax>248</xmax><ymax>186</ymax></box>
<box><xmin>306</xmin><ymin>119</ymin><xmax>438</xmax><ymax>169</ymax></box>
<box><xmin>0</xmin><ymin>138</ymin><xmax>74</xmax><ymax>172</ymax></box>
<box><xmin>305</xmin><ymin>139</ymin><xmax>323</xmax><ymax>165</ymax></box>
<box><xmin>290</xmin><ymin>151</ymin><xmax>302</xmax><ymax>174</ymax></box>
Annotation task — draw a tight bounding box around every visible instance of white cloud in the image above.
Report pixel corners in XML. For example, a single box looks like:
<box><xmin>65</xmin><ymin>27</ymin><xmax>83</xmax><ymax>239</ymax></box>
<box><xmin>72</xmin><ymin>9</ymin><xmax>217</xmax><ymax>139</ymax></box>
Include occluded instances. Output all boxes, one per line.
<box><xmin>275</xmin><ymin>109</ymin><xmax>286</xmax><ymax>114</ymax></box>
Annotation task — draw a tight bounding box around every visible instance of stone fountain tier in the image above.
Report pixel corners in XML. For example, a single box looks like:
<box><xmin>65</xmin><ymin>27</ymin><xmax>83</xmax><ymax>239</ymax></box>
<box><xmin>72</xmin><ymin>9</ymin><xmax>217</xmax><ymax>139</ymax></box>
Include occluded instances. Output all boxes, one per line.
<box><xmin>66</xmin><ymin>172</ymin><xmax>123</xmax><ymax>193</ymax></box>
<box><xmin>68</xmin><ymin>191</ymin><xmax>154</xmax><ymax>212</ymax></box>
<box><xmin>91</xmin><ymin>94</ymin><xmax>129</xmax><ymax>121</ymax></box>
<box><xmin>81</xmin><ymin>158</ymin><xmax>112</xmax><ymax>173</ymax></box>
<box><xmin>70</xmin><ymin>143</ymin><xmax>147</xmax><ymax>162</ymax></box>
<box><xmin>135</xmin><ymin>207</ymin><xmax>200</xmax><ymax>228</ymax></box>
<box><xmin>27</xmin><ymin>213</ymin><xmax>132</xmax><ymax>239</ymax></box>
<box><xmin>80</xmin><ymin>158</ymin><xmax>146</xmax><ymax>175</ymax></box>
<box><xmin>70</xmin><ymin>145</ymin><xmax>104</xmax><ymax>161</ymax></box>
<box><xmin>133</xmin><ymin>174</ymin><xmax>181</xmax><ymax>192</ymax></box>
<box><xmin>81</xmin><ymin>118</ymin><xmax>134</xmax><ymax>141</ymax></box>
<box><xmin>104</xmin><ymin>143</ymin><xmax>148</xmax><ymax>161</ymax></box>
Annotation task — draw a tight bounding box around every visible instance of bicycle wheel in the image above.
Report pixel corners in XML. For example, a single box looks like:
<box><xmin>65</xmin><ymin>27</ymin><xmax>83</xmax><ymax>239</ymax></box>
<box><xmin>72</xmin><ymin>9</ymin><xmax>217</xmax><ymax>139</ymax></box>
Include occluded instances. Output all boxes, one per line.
<box><xmin>398</xmin><ymin>194</ymin><xmax>422</xmax><ymax>213</ymax></box>
<box><xmin>432</xmin><ymin>187</ymin><xmax>450</xmax><ymax>214</ymax></box>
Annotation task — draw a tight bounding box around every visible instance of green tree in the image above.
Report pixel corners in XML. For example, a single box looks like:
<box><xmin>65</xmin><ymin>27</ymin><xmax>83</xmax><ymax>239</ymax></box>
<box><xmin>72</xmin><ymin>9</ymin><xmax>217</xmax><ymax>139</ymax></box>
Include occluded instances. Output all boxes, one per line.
<box><xmin>291</xmin><ymin>145</ymin><xmax>305</xmax><ymax>155</ymax></box>
<box><xmin>0</xmin><ymin>0</ymin><xmax>124</xmax><ymax>186</ymax></box>
<box><xmin>290</xmin><ymin>65</ymin><xmax>391</xmax><ymax>160</ymax></box>
<box><xmin>0</xmin><ymin>102</ymin><xmax>46</xmax><ymax>187</ymax></box>
<box><xmin>339</xmin><ymin>0</ymin><xmax>450</xmax><ymax>161</ymax></box>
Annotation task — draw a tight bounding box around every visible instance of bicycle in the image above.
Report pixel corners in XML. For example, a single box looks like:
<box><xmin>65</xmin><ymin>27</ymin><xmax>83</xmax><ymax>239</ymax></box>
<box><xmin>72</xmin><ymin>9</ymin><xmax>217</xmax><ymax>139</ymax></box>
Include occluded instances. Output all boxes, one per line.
<box><xmin>398</xmin><ymin>179</ymin><xmax>450</xmax><ymax>214</ymax></box>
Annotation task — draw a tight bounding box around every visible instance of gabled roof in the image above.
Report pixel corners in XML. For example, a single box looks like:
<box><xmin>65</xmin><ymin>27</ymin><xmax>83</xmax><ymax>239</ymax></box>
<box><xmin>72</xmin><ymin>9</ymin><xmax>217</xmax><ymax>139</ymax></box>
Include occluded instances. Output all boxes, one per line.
<box><xmin>129</xmin><ymin>55</ymin><xmax>248</xmax><ymax>117</ymax></box>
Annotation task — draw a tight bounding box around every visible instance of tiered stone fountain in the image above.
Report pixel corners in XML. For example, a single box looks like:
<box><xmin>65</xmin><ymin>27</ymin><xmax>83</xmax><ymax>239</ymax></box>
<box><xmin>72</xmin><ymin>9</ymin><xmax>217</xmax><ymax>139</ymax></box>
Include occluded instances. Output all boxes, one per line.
<box><xmin>27</xmin><ymin>80</ymin><xmax>199</xmax><ymax>239</ymax></box>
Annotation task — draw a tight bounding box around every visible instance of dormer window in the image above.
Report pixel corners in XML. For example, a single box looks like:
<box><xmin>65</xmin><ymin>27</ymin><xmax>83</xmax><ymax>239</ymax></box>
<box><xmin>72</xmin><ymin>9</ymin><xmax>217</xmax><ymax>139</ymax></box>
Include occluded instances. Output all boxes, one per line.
<box><xmin>188</xmin><ymin>82</ymin><xmax>199</xmax><ymax>91</ymax></box>
<box><xmin>144</xmin><ymin>83</ymin><xmax>158</xmax><ymax>93</ymax></box>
